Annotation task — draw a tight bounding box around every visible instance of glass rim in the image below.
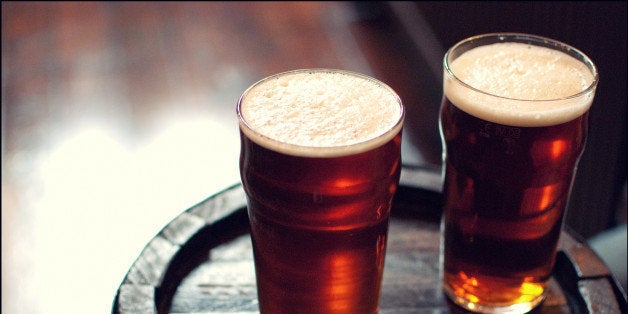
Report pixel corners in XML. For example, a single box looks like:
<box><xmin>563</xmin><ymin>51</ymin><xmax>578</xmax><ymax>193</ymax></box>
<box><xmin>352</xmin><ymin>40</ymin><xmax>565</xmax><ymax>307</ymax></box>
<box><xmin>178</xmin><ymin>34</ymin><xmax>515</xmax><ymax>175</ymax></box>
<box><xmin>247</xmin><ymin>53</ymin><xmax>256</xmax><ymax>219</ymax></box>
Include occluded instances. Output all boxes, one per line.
<box><xmin>444</xmin><ymin>32</ymin><xmax>599</xmax><ymax>102</ymax></box>
<box><xmin>236</xmin><ymin>68</ymin><xmax>405</xmax><ymax>158</ymax></box>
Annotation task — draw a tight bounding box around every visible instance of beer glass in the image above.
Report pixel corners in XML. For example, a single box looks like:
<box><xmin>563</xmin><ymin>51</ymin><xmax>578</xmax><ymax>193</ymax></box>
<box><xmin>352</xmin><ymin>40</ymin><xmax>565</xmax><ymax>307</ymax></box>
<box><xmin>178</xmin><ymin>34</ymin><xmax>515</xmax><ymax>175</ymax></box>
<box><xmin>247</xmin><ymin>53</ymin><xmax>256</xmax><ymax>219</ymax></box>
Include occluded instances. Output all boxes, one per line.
<box><xmin>439</xmin><ymin>33</ymin><xmax>598</xmax><ymax>313</ymax></box>
<box><xmin>237</xmin><ymin>69</ymin><xmax>404</xmax><ymax>314</ymax></box>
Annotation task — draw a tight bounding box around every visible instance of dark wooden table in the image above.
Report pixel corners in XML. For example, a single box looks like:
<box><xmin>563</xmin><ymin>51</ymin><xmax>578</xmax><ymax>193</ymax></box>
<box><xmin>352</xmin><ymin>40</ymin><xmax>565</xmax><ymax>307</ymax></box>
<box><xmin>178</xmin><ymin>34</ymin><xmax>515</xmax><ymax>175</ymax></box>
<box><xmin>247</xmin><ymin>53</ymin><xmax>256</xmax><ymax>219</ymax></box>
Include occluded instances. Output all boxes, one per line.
<box><xmin>112</xmin><ymin>166</ymin><xmax>627</xmax><ymax>314</ymax></box>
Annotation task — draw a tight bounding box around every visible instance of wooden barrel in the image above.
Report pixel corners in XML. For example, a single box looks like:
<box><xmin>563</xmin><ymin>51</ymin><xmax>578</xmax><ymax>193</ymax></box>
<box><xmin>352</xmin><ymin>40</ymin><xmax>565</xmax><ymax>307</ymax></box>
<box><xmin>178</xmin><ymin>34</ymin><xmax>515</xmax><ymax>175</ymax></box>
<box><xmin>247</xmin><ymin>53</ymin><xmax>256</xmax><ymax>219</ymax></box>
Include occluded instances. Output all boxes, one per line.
<box><xmin>112</xmin><ymin>166</ymin><xmax>627</xmax><ymax>313</ymax></box>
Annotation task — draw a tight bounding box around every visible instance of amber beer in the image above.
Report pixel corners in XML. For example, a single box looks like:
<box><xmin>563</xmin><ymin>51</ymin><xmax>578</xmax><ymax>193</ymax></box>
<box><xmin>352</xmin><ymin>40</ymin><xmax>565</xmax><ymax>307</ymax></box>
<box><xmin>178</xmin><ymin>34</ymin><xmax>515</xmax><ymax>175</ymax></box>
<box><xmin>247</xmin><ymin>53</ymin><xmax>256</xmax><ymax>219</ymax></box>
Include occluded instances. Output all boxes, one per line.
<box><xmin>237</xmin><ymin>69</ymin><xmax>404</xmax><ymax>314</ymax></box>
<box><xmin>439</xmin><ymin>34</ymin><xmax>598</xmax><ymax>313</ymax></box>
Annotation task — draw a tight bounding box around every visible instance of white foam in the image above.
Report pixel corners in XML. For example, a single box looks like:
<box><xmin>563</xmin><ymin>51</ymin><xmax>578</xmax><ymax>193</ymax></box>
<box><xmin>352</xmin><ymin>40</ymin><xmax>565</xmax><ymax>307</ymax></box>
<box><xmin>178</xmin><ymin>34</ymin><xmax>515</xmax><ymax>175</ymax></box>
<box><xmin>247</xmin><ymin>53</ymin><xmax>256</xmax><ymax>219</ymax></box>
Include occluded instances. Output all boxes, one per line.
<box><xmin>445</xmin><ymin>42</ymin><xmax>596</xmax><ymax>127</ymax></box>
<box><xmin>238</xmin><ymin>70</ymin><xmax>403</xmax><ymax>157</ymax></box>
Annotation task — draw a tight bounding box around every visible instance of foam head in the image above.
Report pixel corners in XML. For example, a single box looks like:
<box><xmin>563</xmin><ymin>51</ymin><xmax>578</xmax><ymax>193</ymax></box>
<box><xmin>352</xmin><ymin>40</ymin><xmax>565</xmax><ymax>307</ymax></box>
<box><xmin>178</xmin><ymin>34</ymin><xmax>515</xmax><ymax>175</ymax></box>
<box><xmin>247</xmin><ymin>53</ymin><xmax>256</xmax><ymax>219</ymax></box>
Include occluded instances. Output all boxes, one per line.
<box><xmin>444</xmin><ymin>41</ymin><xmax>597</xmax><ymax>127</ymax></box>
<box><xmin>238</xmin><ymin>69</ymin><xmax>404</xmax><ymax>157</ymax></box>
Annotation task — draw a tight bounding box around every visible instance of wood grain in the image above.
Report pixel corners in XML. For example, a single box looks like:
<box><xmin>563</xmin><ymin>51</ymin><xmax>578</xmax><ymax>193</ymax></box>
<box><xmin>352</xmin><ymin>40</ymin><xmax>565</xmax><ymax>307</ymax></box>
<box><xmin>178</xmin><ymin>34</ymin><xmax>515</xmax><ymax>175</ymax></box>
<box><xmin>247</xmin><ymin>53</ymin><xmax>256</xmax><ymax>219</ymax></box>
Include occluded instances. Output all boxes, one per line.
<box><xmin>112</xmin><ymin>167</ymin><xmax>626</xmax><ymax>313</ymax></box>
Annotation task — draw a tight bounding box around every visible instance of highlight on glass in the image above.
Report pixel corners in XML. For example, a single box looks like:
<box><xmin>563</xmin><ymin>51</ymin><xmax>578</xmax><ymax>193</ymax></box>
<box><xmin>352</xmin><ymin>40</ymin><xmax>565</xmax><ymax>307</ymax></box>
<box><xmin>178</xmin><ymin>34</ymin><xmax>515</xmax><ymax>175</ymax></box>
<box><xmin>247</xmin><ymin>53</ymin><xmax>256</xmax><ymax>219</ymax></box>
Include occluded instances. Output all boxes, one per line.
<box><xmin>439</xmin><ymin>33</ymin><xmax>598</xmax><ymax>313</ymax></box>
<box><xmin>237</xmin><ymin>69</ymin><xmax>405</xmax><ymax>314</ymax></box>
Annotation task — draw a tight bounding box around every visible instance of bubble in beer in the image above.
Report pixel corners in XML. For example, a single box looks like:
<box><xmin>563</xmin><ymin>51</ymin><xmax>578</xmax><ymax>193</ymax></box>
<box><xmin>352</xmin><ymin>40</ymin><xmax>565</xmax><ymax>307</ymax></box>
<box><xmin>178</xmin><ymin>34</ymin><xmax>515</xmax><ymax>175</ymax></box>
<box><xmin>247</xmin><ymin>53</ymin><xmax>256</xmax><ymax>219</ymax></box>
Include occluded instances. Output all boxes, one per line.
<box><xmin>239</xmin><ymin>70</ymin><xmax>402</xmax><ymax>156</ymax></box>
<box><xmin>445</xmin><ymin>42</ymin><xmax>595</xmax><ymax>127</ymax></box>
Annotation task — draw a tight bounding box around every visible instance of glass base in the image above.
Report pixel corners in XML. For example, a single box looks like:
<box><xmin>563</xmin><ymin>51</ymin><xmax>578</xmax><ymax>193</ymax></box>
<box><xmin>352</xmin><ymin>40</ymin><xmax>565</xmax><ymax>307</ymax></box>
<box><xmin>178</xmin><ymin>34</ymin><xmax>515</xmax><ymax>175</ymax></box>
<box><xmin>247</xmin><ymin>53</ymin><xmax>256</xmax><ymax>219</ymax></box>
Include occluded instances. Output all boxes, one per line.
<box><xmin>443</xmin><ymin>284</ymin><xmax>546</xmax><ymax>314</ymax></box>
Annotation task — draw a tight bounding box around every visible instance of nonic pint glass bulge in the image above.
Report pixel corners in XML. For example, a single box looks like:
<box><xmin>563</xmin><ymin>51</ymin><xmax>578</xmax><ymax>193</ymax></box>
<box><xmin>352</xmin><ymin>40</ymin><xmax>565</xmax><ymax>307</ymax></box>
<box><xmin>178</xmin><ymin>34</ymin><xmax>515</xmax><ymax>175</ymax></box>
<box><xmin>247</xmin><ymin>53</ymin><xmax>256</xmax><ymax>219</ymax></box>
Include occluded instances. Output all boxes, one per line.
<box><xmin>238</xmin><ymin>69</ymin><xmax>404</xmax><ymax>314</ymax></box>
<box><xmin>439</xmin><ymin>33</ymin><xmax>598</xmax><ymax>313</ymax></box>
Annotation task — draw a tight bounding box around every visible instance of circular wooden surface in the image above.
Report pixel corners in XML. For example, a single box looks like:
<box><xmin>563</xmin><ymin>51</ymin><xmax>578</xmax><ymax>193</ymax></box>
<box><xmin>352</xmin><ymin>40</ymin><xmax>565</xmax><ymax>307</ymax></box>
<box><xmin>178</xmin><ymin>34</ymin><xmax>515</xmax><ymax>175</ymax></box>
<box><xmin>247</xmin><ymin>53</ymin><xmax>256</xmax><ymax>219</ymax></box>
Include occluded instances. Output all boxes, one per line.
<box><xmin>112</xmin><ymin>166</ymin><xmax>626</xmax><ymax>313</ymax></box>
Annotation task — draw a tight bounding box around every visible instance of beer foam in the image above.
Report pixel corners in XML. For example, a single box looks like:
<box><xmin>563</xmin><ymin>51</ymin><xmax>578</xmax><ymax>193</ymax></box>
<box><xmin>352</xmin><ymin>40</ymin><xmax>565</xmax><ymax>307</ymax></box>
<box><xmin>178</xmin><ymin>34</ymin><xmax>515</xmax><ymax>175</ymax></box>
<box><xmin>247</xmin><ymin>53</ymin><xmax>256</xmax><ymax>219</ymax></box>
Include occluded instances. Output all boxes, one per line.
<box><xmin>445</xmin><ymin>42</ymin><xmax>596</xmax><ymax>127</ymax></box>
<box><xmin>239</xmin><ymin>70</ymin><xmax>403</xmax><ymax>157</ymax></box>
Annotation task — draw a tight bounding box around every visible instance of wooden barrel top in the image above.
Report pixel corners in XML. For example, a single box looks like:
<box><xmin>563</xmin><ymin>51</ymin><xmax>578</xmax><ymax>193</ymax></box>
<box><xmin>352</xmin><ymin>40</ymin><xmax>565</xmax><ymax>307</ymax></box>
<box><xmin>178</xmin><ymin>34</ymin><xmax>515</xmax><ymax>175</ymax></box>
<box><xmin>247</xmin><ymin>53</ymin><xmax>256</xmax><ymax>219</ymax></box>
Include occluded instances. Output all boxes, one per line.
<box><xmin>112</xmin><ymin>166</ymin><xmax>627</xmax><ymax>313</ymax></box>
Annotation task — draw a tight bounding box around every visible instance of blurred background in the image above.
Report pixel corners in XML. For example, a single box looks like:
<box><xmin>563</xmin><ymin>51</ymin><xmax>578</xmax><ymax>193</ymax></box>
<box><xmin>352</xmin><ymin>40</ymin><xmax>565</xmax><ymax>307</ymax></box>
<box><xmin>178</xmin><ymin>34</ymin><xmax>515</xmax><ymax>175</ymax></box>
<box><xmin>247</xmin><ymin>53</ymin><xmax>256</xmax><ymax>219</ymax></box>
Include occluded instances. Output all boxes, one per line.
<box><xmin>2</xmin><ymin>2</ymin><xmax>625</xmax><ymax>313</ymax></box>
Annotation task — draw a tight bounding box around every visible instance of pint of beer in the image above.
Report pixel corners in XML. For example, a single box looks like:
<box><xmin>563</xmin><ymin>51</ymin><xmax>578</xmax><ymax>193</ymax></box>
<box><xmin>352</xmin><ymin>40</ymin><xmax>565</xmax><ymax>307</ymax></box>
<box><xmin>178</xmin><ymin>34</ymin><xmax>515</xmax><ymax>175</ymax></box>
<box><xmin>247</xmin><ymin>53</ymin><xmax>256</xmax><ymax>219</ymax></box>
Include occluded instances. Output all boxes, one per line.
<box><xmin>439</xmin><ymin>34</ymin><xmax>598</xmax><ymax>313</ymax></box>
<box><xmin>237</xmin><ymin>69</ymin><xmax>404</xmax><ymax>314</ymax></box>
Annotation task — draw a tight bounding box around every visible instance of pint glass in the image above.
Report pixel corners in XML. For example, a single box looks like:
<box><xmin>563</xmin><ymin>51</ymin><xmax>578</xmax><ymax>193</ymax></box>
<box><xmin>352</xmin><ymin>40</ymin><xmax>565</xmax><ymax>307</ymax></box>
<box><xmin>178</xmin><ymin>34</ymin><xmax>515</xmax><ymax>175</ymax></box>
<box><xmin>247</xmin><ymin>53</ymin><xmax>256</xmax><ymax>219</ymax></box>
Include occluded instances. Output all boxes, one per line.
<box><xmin>237</xmin><ymin>69</ymin><xmax>404</xmax><ymax>314</ymax></box>
<box><xmin>439</xmin><ymin>34</ymin><xmax>598</xmax><ymax>313</ymax></box>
